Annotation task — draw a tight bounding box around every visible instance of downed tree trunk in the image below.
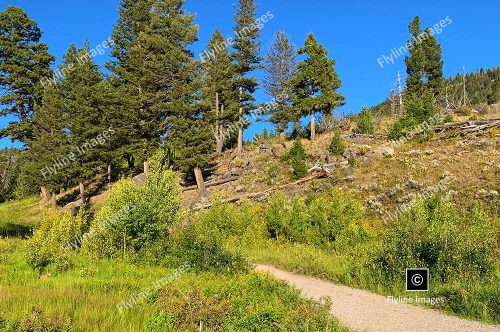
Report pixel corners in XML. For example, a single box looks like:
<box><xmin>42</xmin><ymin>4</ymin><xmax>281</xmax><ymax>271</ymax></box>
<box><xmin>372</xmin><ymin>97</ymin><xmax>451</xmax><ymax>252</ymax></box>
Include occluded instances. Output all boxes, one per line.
<box><xmin>439</xmin><ymin>120</ymin><xmax>500</xmax><ymax>139</ymax></box>
<box><xmin>190</xmin><ymin>170</ymin><xmax>328</xmax><ymax>211</ymax></box>
<box><xmin>182</xmin><ymin>175</ymin><xmax>242</xmax><ymax>192</ymax></box>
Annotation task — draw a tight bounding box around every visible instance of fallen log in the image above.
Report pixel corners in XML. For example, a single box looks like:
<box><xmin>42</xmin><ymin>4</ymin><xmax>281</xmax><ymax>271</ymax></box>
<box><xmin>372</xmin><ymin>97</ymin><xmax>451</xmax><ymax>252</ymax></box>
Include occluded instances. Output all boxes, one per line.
<box><xmin>190</xmin><ymin>170</ymin><xmax>328</xmax><ymax>211</ymax></box>
<box><xmin>439</xmin><ymin>120</ymin><xmax>500</xmax><ymax>139</ymax></box>
<box><xmin>182</xmin><ymin>175</ymin><xmax>242</xmax><ymax>192</ymax></box>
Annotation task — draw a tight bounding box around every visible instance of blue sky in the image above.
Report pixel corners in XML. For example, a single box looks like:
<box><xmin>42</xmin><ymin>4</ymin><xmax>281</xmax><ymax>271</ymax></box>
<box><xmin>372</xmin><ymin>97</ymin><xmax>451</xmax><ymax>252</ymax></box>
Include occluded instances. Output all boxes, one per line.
<box><xmin>1</xmin><ymin>0</ymin><xmax>499</xmax><ymax>147</ymax></box>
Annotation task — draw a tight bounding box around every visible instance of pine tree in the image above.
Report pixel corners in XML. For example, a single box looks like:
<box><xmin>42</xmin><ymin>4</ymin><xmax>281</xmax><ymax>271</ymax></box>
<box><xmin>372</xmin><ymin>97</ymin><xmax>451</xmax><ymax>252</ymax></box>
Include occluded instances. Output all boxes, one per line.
<box><xmin>0</xmin><ymin>6</ymin><xmax>54</xmax><ymax>143</ymax></box>
<box><xmin>290</xmin><ymin>33</ymin><xmax>344</xmax><ymax>140</ymax></box>
<box><xmin>421</xmin><ymin>28</ymin><xmax>444</xmax><ymax>97</ymax></box>
<box><xmin>201</xmin><ymin>29</ymin><xmax>239</xmax><ymax>154</ymax></box>
<box><xmin>61</xmin><ymin>43</ymin><xmax>111</xmax><ymax>183</ymax></box>
<box><xmin>18</xmin><ymin>83</ymin><xmax>72</xmax><ymax>195</ymax></box>
<box><xmin>232</xmin><ymin>0</ymin><xmax>261</xmax><ymax>157</ymax></box>
<box><xmin>354</xmin><ymin>107</ymin><xmax>375</xmax><ymax>134</ymax></box>
<box><xmin>405</xmin><ymin>17</ymin><xmax>426</xmax><ymax>97</ymax></box>
<box><xmin>264</xmin><ymin>30</ymin><xmax>297</xmax><ymax>133</ymax></box>
<box><xmin>106</xmin><ymin>0</ymin><xmax>158</xmax><ymax>169</ymax></box>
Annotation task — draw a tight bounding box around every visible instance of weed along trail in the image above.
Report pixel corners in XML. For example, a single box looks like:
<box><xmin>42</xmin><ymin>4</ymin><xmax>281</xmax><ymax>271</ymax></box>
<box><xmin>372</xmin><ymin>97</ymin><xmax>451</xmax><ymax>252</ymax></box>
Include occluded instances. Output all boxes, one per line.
<box><xmin>255</xmin><ymin>265</ymin><xmax>500</xmax><ymax>332</ymax></box>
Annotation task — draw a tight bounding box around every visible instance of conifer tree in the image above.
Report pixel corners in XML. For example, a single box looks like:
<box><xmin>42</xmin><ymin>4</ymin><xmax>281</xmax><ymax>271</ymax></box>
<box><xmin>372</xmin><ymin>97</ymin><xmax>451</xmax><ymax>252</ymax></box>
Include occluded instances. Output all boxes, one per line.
<box><xmin>61</xmin><ymin>43</ymin><xmax>111</xmax><ymax>183</ymax></box>
<box><xmin>0</xmin><ymin>6</ymin><xmax>54</xmax><ymax>143</ymax></box>
<box><xmin>232</xmin><ymin>0</ymin><xmax>262</xmax><ymax>157</ymax></box>
<box><xmin>421</xmin><ymin>28</ymin><xmax>444</xmax><ymax>97</ymax></box>
<box><xmin>290</xmin><ymin>33</ymin><xmax>344</xmax><ymax>140</ymax></box>
<box><xmin>264</xmin><ymin>30</ymin><xmax>297</xmax><ymax>133</ymax></box>
<box><xmin>18</xmin><ymin>83</ymin><xmax>72</xmax><ymax>195</ymax></box>
<box><xmin>201</xmin><ymin>29</ymin><xmax>239</xmax><ymax>154</ymax></box>
<box><xmin>405</xmin><ymin>17</ymin><xmax>426</xmax><ymax>97</ymax></box>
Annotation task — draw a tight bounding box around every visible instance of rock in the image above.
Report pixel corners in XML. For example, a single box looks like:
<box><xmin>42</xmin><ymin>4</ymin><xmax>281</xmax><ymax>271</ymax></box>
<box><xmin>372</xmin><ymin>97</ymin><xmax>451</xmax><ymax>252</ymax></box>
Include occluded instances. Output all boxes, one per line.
<box><xmin>407</xmin><ymin>150</ymin><xmax>421</xmax><ymax>157</ymax></box>
<box><xmin>379</xmin><ymin>147</ymin><xmax>394</xmax><ymax>157</ymax></box>
<box><xmin>432</xmin><ymin>159</ymin><xmax>441</xmax><ymax>167</ymax></box>
<box><xmin>405</xmin><ymin>179</ymin><xmax>422</xmax><ymax>190</ymax></box>
<box><xmin>476</xmin><ymin>189</ymin><xmax>488</xmax><ymax>198</ymax></box>
<box><xmin>488</xmin><ymin>190</ymin><xmax>499</xmax><ymax>198</ymax></box>
<box><xmin>343</xmin><ymin>148</ymin><xmax>357</xmax><ymax>160</ymax></box>
<box><xmin>424</xmin><ymin>149</ymin><xmax>434</xmax><ymax>155</ymax></box>
<box><xmin>397</xmin><ymin>193</ymin><xmax>416</xmax><ymax>203</ymax></box>
<box><xmin>132</xmin><ymin>172</ymin><xmax>147</xmax><ymax>186</ymax></box>
<box><xmin>259</xmin><ymin>143</ymin><xmax>272</xmax><ymax>153</ymax></box>
<box><xmin>235</xmin><ymin>185</ymin><xmax>246</xmax><ymax>193</ymax></box>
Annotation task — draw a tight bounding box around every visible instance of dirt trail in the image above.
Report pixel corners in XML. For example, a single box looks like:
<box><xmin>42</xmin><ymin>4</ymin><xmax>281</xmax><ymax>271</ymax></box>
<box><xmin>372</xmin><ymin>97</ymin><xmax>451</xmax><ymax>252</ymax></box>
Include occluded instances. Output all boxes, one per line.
<box><xmin>255</xmin><ymin>265</ymin><xmax>500</xmax><ymax>332</ymax></box>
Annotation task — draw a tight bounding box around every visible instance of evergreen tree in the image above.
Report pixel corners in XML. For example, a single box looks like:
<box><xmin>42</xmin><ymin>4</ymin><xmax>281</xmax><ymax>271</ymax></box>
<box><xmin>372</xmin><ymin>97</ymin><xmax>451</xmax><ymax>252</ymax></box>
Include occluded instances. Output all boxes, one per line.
<box><xmin>264</xmin><ymin>30</ymin><xmax>297</xmax><ymax>133</ymax></box>
<box><xmin>354</xmin><ymin>107</ymin><xmax>375</xmax><ymax>134</ymax></box>
<box><xmin>18</xmin><ymin>83</ymin><xmax>72</xmax><ymax>195</ymax></box>
<box><xmin>61</xmin><ymin>43</ymin><xmax>111</xmax><ymax>183</ymax></box>
<box><xmin>405</xmin><ymin>17</ymin><xmax>444</xmax><ymax>98</ymax></box>
<box><xmin>405</xmin><ymin>17</ymin><xmax>426</xmax><ymax>97</ymax></box>
<box><xmin>329</xmin><ymin>131</ymin><xmax>345</xmax><ymax>156</ymax></box>
<box><xmin>291</xmin><ymin>33</ymin><xmax>344</xmax><ymax>141</ymax></box>
<box><xmin>232</xmin><ymin>0</ymin><xmax>262</xmax><ymax>157</ymax></box>
<box><xmin>106</xmin><ymin>0</ymin><xmax>158</xmax><ymax>169</ymax></box>
<box><xmin>0</xmin><ymin>6</ymin><xmax>54</xmax><ymax>143</ymax></box>
<box><xmin>421</xmin><ymin>28</ymin><xmax>444</xmax><ymax>97</ymax></box>
<box><xmin>201</xmin><ymin>29</ymin><xmax>239</xmax><ymax>154</ymax></box>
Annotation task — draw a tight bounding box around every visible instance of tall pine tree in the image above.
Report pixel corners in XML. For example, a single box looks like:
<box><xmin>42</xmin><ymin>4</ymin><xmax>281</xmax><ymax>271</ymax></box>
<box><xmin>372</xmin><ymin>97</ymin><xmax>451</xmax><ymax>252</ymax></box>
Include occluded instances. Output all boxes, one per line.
<box><xmin>201</xmin><ymin>29</ymin><xmax>239</xmax><ymax>154</ymax></box>
<box><xmin>290</xmin><ymin>33</ymin><xmax>344</xmax><ymax>140</ymax></box>
<box><xmin>0</xmin><ymin>6</ymin><xmax>54</xmax><ymax>143</ymax></box>
<box><xmin>264</xmin><ymin>30</ymin><xmax>297</xmax><ymax>134</ymax></box>
<box><xmin>232</xmin><ymin>0</ymin><xmax>261</xmax><ymax>157</ymax></box>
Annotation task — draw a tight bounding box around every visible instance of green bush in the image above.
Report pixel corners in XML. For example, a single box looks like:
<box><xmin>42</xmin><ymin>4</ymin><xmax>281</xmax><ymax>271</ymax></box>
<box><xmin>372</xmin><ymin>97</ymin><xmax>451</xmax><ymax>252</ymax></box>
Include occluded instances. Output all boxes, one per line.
<box><xmin>283</xmin><ymin>139</ymin><xmax>308</xmax><ymax>179</ymax></box>
<box><xmin>353</xmin><ymin>107</ymin><xmax>375</xmax><ymax>134</ymax></box>
<box><xmin>329</xmin><ymin>132</ymin><xmax>345</xmax><ymax>156</ymax></box>
<box><xmin>83</xmin><ymin>170</ymin><xmax>180</xmax><ymax>260</ymax></box>
<box><xmin>26</xmin><ymin>209</ymin><xmax>87</xmax><ymax>272</ymax></box>
<box><xmin>155</xmin><ymin>272</ymin><xmax>347</xmax><ymax>331</ymax></box>
<box><xmin>374</xmin><ymin>194</ymin><xmax>496</xmax><ymax>283</ymax></box>
<box><xmin>0</xmin><ymin>307</ymin><xmax>72</xmax><ymax>332</ymax></box>
<box><xmin>263</xmin><ymin>190</ymin><xmax>366</xmax><ymax>250</ymax></box>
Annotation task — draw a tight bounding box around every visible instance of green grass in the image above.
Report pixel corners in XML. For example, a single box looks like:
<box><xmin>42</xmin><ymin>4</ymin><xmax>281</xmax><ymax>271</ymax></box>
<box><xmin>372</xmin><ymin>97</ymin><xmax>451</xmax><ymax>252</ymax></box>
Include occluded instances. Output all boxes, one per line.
<box><xmin>0</xmin><ymin>238</ymin><xmax>350</xmax><ymax>332</ymax></box>
<box><xmin>0</xmin><ymin>196</ymin><xmax>43</xmax><ymax>237</ymax></box>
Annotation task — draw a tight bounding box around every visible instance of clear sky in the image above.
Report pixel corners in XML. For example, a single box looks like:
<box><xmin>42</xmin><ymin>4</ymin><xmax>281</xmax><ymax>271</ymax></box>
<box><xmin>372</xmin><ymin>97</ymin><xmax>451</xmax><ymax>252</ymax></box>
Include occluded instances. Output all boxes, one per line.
<box><xmin>1</xmin><ymin>0</ymin><xmax>499</xmax><ymax>148</ymax></box>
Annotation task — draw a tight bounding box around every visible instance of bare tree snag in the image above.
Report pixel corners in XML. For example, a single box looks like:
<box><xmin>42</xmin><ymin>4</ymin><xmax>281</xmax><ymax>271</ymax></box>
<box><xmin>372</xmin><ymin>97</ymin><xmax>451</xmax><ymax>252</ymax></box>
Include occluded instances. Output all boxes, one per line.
<box><xmin>310</xmin><ymin>110</ymin><xmax>316</xmax><ymax>140</ymax></box>
<box><xmin>79</xmin><ymin>183</ymin><xmax>85</xmax><ymax>205</ymax></box>
<box><xmin>108</xmin><ymin>164</ymin><xmax>112</xmax><ymax>184</ymax></box>
<box><xmin>40</xmin><ymin>186</ymin><xmax>50</xmax><ymax>202</ymax></box>
<box><xmin>194</xmin><ymin>166</ymin><xmax>208</xmax><ymax>198</ymax></box>
<box><xmin>236</xmin><ymin>87</ymin><xmax>243</xmax><ymax>158</ymax></box>
<box><xmin>51</xmin><ymin>193</ymin><xmax>56</xmax><ymax>208</ymax></box>
<box><xmin>144</xmin><ymin>160</ymin><xmax>150</xmax><ymax>175</ymax></box>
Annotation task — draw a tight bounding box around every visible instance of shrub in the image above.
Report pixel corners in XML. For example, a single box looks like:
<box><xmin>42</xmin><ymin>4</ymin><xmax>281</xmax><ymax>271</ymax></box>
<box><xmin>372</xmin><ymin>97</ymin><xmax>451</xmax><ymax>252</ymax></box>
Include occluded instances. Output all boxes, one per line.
<box><xmin>283</xmin><ymin>139</ymin><xmax>308</xmax><ymax>179</ymax></box>
<box><xmin>0</xmin><ymin>307</ymin><xmax>72</xmax><ymax>332</ymax></box>
<box><xmin>26</xmin><ymin>209</ymin><xmax>87</xmax><ymax>272</ymax></box>
<box><xmin>353</xmin><ymin>107</ymin><xmax>375</xmax><ymax>134</ymax></box>
<box><xmin>374</xmin><ymin>194</ymin><xmax>496</xmax><ymax>283</ymax></box>
<box><xmin>329</xmin><ymin>132</ymin><xmax>345</xmax><ymax>156</ymax></box>
<box><xmin>83</xmin><ymin>170</ymin><xmax>180</xmax><ymax>260</ymax></box>
<box><xmin>155</xmin><ymin>272</ymin><xmax>346</xmax><ymax>331</ymax></box>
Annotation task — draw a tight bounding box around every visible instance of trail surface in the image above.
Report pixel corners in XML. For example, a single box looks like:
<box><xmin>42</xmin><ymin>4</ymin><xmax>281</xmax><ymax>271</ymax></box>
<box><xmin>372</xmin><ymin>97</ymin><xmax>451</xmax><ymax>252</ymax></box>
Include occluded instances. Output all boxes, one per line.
<box><xmin>255</xmin><ymin>265</ymin><xmax>500</xmax><ymax>332</ymax></box>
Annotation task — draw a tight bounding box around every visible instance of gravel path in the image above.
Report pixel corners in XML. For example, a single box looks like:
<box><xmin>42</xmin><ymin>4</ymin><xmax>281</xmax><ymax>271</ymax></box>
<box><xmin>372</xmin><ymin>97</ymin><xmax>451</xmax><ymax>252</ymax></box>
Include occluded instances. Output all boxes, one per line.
<box><xmin>255</xmin><ymin>265</ymin><xmax>500</xmax><ymax>332</ymax></box>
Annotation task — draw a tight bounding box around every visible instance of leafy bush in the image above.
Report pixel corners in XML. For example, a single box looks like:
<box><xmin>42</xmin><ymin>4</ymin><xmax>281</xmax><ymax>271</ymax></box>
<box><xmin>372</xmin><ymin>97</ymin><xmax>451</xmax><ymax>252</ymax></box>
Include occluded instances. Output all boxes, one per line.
<box><xmin>374</xmin><ymin>194</ymin><xmax>496</xmax><ymax>283</ymax></box>
<box><xmin>155</xmin><ymin>272</ymin><xmax>347</xmax><ymax>331</ymax></box>
<box><xmin>283</xmin><ymin>139</ymin><xmax>308</xmax><ymax>179</ymax></box>
<box><xmin>329</xmin><ymin>132</ymin><xmax>345</xmax><ymax>156</ymax></box>
<box><xmin>0</xmin><ymin>307</ymin><xmax>72</xmax><ymax>332</ymax></box>
<box><xmin>26</xmin><ymin>209</ymin><xmax>87</xmax><ymax>272</ymax></box>
<box><xmin>264</xmin><ymin>190</ymin><xmax>366</xmax><ymax>250</ymax></box>
<box><xmin>353</xmin><ymin>107</ymin><xmax>375</xmax><ymax>134</ymax></box>
<box><xmin>83</xmin><ymin>170</ymin><xmax>180</xmax><ymax>260</ymax></box>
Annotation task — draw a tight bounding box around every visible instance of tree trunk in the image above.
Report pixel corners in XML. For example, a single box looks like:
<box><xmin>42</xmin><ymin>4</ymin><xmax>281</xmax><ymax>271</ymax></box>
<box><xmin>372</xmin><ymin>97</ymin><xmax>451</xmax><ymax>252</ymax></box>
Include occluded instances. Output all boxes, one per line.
<box><xmin>79</xmin><ymin>183</ymin><xmax>85</xmax><ymax>205</ymax></box>
<box><xmin>144</xmin><ymin>160</ymin><xmax>150</xmax><ymax>175</ymax></box>
<box><xmin>107</xmin><ymin>164</ymin><xmax>112</xmax><ymax>185</ymax></box>
<box><xmin>216</xmin><ymin>103</ymin><xmax>224</xmax><ymax>154</ymax></box>
<box><xmin>40</xmin><ymin>186</ymin><xmax>50</xmax><ymax>202</ymax></box>
<box><xmin>51</xmin><ymin>192</ymin><xmax>57</xmax><ymax>208</ymax></box>
<box><xmin>236</xmin><ymin>87</ymin><xmax>243</xmax><ymax>157</ymax></box>
<box><xmin>194</xmin><ymin>166</ymin><xmax>208</xmax><ymax>198</ymax></box>
<box><xmin>310</xmin><ymin>110</ymin><xmax>316</xmax><ymax>141</ymax></box>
